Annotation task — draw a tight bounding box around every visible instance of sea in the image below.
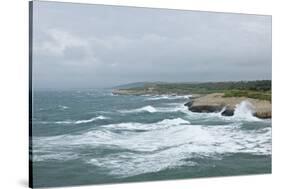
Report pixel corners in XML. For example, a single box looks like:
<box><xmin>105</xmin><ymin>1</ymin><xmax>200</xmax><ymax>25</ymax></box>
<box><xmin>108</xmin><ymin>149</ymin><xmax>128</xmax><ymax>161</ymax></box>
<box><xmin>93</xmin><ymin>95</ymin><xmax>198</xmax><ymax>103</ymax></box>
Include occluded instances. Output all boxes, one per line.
<box><xmin>31</xmin><ymin>89</ymin><xmax>272</xmax><ymax>188</ymax></box>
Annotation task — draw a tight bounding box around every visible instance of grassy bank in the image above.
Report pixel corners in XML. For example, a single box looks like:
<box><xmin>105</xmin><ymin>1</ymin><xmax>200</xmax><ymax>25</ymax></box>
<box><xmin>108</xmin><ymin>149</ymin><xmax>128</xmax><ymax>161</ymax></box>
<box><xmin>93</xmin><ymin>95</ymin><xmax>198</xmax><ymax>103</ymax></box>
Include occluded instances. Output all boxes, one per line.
<box><xmin>114</xmin><ymin>80</ymin><xmax>271</xmax><ymax>101</ymax></box>
<box><xmin>223</xmin><ymin>90</ymin><xmax>271</xmax><ymax>101</ymax></box>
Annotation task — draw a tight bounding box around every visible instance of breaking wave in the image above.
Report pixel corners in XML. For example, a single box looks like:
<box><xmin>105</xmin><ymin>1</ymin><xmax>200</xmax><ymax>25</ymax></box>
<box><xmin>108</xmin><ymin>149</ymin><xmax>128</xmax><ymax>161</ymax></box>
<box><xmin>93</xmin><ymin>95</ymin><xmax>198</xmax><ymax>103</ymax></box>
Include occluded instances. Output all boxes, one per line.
<box><xmin>32</xmin><ymin>90</ymin><xmax>271</xmax><ymax>180</ymax></box>
<box><xmin>33</xmin><ymin>115</ymin><xmax>271</xmax><ymax>177</ymax></box>
<box><xmin>232</xmin><ymin>101</ymin><xmax>261</xmax><ymax>121</ymax></box>
<box><xmin>58</xmin><ymin>105</ymin><xmax>69</xmax><ymax>110</ymax></box>
<box><xmin>119</xmin><ymin>104</ymin><xmax>188</xmax><ymax>114</ymax></box>
<box><xmin>118</xmin><ymin>101</ymin><xmax>264</xmax><ymax>124</ymax></box>
<box><xmin>102</xmin><ymin>118</ymin><xmax>190</xmax><ymax>131</ymax></box>
<box><xmin>184</xmin><ymin>101</ymin><xmax>263</xmax><ymax>122</ymax></box>
<box><xmin>37</xmin><ymin>116</ymin><xmax>109</xmax><ymax>125</ymax></box>
<box><xmin>119</xmin><ymin>105</ymin><xmax>158</xmax><ymax>113</ymax></box>
<box><xmin>61</xmin><ymin>116</ymin><xmax>108</xmax><ymax>124</ymax></box>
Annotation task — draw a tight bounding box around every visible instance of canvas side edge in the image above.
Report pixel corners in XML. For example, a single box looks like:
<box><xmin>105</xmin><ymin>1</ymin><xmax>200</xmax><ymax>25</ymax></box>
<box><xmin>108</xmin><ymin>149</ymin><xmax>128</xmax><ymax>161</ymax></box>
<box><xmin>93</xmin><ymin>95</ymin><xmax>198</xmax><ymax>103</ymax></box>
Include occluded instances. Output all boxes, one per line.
<box><xmin>29</xmin><ymin>1</ymin><xmax>33</xmax><ymax>188</ymax></box>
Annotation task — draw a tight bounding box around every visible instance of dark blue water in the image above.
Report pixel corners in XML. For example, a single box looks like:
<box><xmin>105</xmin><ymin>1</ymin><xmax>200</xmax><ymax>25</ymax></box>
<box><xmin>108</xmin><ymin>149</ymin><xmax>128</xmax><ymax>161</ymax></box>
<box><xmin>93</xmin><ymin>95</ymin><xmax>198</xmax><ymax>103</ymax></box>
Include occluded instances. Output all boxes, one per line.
<box><xmin>31</xmin><ymin>89</ymin><xmax>271</xmax><ymax>188</ymax></box>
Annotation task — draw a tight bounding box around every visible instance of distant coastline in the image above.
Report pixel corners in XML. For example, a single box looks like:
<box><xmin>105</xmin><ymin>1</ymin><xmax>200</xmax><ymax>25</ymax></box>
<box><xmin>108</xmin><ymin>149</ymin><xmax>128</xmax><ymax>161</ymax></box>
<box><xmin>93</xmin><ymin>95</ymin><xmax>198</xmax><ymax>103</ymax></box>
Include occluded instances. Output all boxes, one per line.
<box><xmin>112</xmin><ymin>80</ymin><xmax>272</xmax><ymax>119</ymax></box>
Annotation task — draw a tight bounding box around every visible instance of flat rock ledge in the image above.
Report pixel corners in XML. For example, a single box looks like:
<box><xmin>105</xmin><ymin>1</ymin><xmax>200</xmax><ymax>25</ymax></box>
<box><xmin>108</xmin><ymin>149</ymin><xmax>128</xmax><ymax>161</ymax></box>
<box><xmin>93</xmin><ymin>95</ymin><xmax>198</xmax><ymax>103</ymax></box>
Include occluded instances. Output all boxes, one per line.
<box><xmin>185</xmin><ymin>93</ymin><xmax>271</xmax><ymax>119</ymax></box>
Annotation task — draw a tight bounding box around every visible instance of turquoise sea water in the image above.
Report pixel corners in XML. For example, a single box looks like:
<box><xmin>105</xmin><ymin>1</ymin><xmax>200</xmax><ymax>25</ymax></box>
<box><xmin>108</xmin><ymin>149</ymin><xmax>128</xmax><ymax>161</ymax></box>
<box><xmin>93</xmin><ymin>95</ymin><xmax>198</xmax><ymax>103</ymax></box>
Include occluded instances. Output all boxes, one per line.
<box><xmin>31</xmin><ymin>89</ymin><xmax>271</xmax><ymax>188</ymax></box>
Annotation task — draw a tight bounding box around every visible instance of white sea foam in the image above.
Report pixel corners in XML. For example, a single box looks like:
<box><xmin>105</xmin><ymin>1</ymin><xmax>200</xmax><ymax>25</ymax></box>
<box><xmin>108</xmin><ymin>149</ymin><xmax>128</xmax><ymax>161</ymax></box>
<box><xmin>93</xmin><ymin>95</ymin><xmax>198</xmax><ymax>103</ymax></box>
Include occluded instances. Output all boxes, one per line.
<box><xmin>158</xmin><ymin>117</ymin><xmax>190</xmax><ymax>125</ymax></box>
<box><xmin>102</xmin><ymin>118</ymin><xmax>190</xmax><ymax>131</ymax></box>
<box><xmin>119</xmin><ymin>105</ymin><xmax>157</xmax><ymax>113</ymax></box>
<box><xmin>232</xmin><ymin>101</ymin><xmax>261</xmax><ymax>121</ymax></box>
<box><xmin>182</xmin><ymin>101</ymin><xmax>263</xmax><ymax>122</ymax></box>
<box><xmin>146</xmin><ymin>95</ymin><xmax>170</xmax><ymax>100</ymax></box>
<box><xmin>74</xmin><ymin>116</ymin><xmax>108</xmax><ymax>124</ymax></box>
<box><xmin>138</xmin><ymin>105</ymin><xmax>157</xmax><ymax>113</ymax></box>
<box><xmin>32</xmin><ymin>152</ymin><xmax>79</xmax><ymax>162</ymax></box>
<box><xmin>86</xmin><ymin>123</ymin><xmax>271</xmax><ymax>177</ymax></box>
<box><xmin>54</xmin><ymin>120</ymin><xmax>74</xmax><ymax>124</ymax></box>
<box><xmin>119</xmin><ymin>104</ymin><xmax>188</xmax><ymax>114</ymax></box>
<box><xmin>54</xmin><ymin>116</ymin><xmax>108</xmax><ymax>125</ymax></box>
<box><xmin>33</xmin><ymin>116</ymin><xmax>271</xmax><ymax>177</ymax></box>
<box><xmin>58</xmin><ymin>105</ymin><xmax>69</xmax><ymax>110</ymax></box>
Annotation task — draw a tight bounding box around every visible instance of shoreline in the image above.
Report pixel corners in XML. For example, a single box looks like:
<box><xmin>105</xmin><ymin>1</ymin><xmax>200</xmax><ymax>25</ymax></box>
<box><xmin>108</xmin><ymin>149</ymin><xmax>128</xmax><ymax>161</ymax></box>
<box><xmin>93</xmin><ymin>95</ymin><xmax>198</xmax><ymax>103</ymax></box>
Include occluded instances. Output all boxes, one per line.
<box><xmin>112</xmin><ymin>80</ymin><xmax>271</xmax><ymax>119</ymax></box>
<box><xmin>185</xmin><ymin>93</ymin><xmax>271</xmax><ymax>119</ymax></box>
<box><xmin>112</xmin><ymin>90</ymin><xmax>271</xmax><ymax>119</ymax></box>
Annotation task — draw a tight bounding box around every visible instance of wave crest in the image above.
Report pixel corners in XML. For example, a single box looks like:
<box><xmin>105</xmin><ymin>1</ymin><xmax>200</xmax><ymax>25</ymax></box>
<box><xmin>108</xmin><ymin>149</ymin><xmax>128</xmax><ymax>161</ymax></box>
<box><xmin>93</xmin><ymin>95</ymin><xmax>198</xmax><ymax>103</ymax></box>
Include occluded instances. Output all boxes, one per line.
<box><xmin>54</xmin><ymin>116</ymin><xmax>108</xmax><ymax>125</ymax></box>
<box><xmin>33</xmin><ymin>120</ymin><xmax>271</xmax><ymax>177</ymax></box>
<box><xmin>102</xmin><ymin>118</ymin><xmax>190</xmax><ymax>131</ymax></box>
<box><xmin>120</xmin><ymin>105</ymin><xmax>157</xmax><ymax>113</ymax></box>
<box><xmin>119</xmin><ymin>104</ymin><xmax>188</xmax><ymax>114</ymax></box>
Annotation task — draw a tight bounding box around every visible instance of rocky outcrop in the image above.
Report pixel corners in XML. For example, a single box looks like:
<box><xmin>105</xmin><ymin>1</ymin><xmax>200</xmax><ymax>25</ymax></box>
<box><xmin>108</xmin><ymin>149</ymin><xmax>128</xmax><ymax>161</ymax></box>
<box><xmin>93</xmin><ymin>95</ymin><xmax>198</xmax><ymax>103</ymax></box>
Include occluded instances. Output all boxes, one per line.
<box><xmin>188</xmin><ymin>105</ymin><xmax>223</xmax><ymax>113</ymax></box>
<box><xmin>185</xmin><ymin>93</ymin><xmax>271</xmax><ymax>119</ymax></box>
<box><xmin>254</xmin><ymin>111</ymin><xmax>272</xmax><ymax>119</ymax></box>
<box><xmin>184</xmin><ymin>101</ymin><xmax>193</xmax><ymax>107</ymax></box>
<box><xmin>221</xmin><ymin>108</ymin><xmax>234</xmax><ymax>116</ymax></box>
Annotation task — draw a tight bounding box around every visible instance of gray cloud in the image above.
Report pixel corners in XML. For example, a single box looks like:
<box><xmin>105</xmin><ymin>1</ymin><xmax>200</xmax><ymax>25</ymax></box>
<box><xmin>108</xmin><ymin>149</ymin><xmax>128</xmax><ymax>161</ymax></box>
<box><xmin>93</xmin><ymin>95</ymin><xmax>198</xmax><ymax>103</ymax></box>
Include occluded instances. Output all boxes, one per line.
<box><xmin>32</xmin><ymin>1</ymin><xmax>271</xmax><ymax>89</ymax></box>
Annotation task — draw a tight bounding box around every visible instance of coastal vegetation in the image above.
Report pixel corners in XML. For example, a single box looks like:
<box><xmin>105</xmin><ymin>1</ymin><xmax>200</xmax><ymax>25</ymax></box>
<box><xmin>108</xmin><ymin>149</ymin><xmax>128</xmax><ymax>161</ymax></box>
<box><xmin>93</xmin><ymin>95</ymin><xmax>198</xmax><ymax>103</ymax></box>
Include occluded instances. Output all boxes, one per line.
<box><xmin>113</xmin><ymin>80</ymin><xmax>271</xmax><ymax>101</ymax></box>
<box><xmin>113</xmin><ymin>80</ymin><xmax>272</xmax><ymax>118</ymax></box>
<box><xmin>223</xmin><ymin>90</ymin><xmax>271</xmax><ymax>101</ymax></box>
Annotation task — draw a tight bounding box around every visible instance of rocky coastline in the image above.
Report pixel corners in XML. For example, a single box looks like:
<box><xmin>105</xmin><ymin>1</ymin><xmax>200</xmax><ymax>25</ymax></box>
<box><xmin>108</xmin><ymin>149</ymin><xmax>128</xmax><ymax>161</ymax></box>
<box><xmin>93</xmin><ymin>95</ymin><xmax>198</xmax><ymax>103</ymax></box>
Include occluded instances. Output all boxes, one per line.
<box><xmin>184</xmin><ymin>93</ymin><xmax>271</xmax><ymax>119</ymax></box>
<box><xmin>112</xmin><ymin>90</ymin><xmax>271</xmax><ymax>119</ymax></box>
<box><xmin>112</xmin><ymin>80</ymin><xmax>271</xmax><ymax>119</ymax></box>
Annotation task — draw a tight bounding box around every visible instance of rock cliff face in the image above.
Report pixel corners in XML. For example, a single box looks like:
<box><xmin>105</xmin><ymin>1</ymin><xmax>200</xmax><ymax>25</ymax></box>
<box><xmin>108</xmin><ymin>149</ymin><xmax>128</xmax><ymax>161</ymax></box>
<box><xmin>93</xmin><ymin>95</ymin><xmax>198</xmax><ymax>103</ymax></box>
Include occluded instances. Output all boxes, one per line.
<box><xmin>184</xmin><ymin>93</ymin><xmax>271</xmax><ymax>119</ymax></box>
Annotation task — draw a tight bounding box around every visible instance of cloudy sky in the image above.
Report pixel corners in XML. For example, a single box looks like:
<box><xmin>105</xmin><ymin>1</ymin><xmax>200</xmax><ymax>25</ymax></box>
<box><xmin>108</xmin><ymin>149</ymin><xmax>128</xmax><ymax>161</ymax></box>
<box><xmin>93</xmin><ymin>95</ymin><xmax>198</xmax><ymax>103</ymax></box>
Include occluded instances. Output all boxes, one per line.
<box><xmin>32</xmin><ymin>1</ymin><xmax>271</xmax><ymax>89</ymax></box>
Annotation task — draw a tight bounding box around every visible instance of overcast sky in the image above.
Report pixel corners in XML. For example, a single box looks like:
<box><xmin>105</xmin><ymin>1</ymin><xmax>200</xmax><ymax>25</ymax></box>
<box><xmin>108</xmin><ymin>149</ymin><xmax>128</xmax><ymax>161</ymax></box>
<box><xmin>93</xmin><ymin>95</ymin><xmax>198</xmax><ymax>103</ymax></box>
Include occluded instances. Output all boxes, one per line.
<box><xmin>32</xmin><ymin>1</ymin><xmax>272</xmax><ymax>89</ymax></box>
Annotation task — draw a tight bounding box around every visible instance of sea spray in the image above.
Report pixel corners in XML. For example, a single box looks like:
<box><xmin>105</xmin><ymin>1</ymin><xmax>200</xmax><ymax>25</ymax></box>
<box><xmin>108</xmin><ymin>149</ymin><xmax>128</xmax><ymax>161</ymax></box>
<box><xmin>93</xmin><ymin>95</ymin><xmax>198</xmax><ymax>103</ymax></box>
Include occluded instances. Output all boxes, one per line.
<box><xmin>233</xmin><ymin>101</ymin><xmax>260</xmax><ymax>121</ymax></box>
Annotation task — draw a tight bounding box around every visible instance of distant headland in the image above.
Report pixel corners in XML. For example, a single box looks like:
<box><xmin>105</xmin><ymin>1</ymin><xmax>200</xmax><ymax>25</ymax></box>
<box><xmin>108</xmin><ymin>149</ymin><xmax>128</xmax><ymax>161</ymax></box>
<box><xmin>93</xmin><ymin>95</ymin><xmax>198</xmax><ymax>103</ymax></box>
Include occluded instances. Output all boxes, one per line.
<box><xmin>112</xmin><ymin>80</ymin><xmax>272</xmax><ymax>119</ymax></box>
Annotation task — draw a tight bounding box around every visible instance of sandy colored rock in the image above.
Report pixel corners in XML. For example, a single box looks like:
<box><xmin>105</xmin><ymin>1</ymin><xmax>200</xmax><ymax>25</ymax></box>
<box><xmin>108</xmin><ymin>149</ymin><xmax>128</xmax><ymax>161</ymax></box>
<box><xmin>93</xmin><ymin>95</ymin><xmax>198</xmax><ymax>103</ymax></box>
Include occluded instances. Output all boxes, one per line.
<box><xmin>187</xmin><ymin>93</ymin><xmax>271</xmax><ymax>119</ymax></box>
